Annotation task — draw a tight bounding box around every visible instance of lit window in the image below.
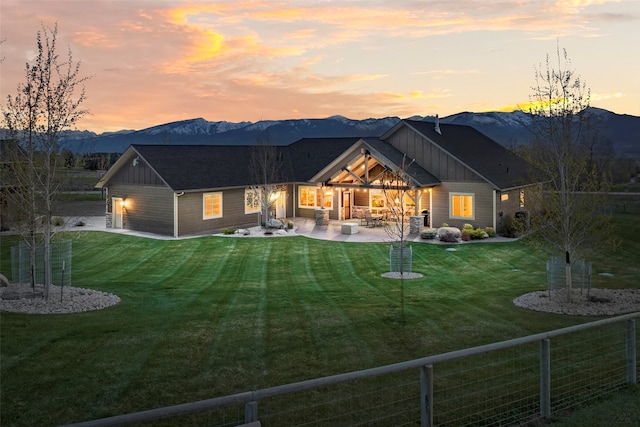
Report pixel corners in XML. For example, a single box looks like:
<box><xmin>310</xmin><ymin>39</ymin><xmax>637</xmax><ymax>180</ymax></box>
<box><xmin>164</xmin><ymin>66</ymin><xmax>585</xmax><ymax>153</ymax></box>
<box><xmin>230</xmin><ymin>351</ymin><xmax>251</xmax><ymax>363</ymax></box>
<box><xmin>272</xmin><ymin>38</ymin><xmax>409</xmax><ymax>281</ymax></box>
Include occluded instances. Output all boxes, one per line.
<box><xmin>245</xmin><ymin>188</ymin><xmax>261</xmax><ymax>214</ymax></box>
<box><xmin>203</xmin><ymin>192</ymin><xmax>222</xmax><ymax>219</ymax></box>
<box><xmin>500</xmin><ymin>193</ymin><xmax>509</xmax><ymax>202</ymax></box>
<box><xmin>298</xmin><ymin>186</ymin><xmax>332</xmax><ymax>209</ymax></box>
<box><xmin>519</xmin><ymin>190</ymin><xmax>525</xmax><ymax>208</ymax></box>
<box><xmin>450</xmin><ymin>193</ymin><xmax>474</xmax><ymax>219</ymax></box>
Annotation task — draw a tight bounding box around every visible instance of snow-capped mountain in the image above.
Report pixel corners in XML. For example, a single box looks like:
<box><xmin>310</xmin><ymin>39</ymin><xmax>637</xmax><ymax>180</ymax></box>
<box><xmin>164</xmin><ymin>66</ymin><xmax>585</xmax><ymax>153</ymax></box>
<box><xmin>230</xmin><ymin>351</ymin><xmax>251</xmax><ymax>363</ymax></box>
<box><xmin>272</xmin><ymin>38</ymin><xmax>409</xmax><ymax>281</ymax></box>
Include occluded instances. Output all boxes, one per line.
<box><xmin>48</xmin><ymin>108</ymin><xmax>639</xmax><ymax>157</ymax></box>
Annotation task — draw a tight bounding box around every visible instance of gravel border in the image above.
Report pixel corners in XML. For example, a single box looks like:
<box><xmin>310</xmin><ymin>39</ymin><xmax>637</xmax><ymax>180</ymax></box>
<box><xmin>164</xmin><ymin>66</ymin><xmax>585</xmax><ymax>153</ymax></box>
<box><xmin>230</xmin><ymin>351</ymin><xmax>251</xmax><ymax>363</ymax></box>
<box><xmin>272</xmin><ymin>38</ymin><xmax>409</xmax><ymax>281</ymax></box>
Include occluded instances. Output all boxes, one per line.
<box><xmin>0</xmin><ymin>284</ymin><xmax>120</xmax><ymax>314</ymax></box>
<box><xmin>513</xmin><ymin>288</ymin><xmax>640</xmax><ymax>316</ymax></box>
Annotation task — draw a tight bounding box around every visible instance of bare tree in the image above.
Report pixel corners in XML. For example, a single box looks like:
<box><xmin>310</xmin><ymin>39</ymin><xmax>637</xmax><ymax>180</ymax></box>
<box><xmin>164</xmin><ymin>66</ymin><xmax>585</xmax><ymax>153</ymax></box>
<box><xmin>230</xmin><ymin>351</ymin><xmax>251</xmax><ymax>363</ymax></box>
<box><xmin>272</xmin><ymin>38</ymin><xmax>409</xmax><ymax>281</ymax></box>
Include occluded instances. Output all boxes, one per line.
<box><xmin>2</xmin><ymin>23</ymin><xmax>90</xmax><ymax>299</ymax></box>
<box><xmin>381</xmin><ymin>155</ymin><xmax>416</xmax><ymax>325</ymax></box>
<box><xmin>248</xmin><ymin>129</ymin><xmax>286</xmax><ymax>228</ymax></box>
<box><xmin>521</xmin><ymin>43</ymin><xmax>613</xmax><ymax>302</ymax></box>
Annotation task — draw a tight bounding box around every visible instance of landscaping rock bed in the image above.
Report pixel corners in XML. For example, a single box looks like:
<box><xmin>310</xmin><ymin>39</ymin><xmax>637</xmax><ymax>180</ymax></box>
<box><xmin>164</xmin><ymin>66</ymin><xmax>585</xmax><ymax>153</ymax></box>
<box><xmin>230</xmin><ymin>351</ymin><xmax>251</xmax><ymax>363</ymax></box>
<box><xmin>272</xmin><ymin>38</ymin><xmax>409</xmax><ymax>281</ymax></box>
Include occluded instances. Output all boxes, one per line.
<box><xmin>513</xmin><ymin>288</ymin><xmax>640</xmax><ymax>316</ymax></box>
<box><xmin>0</xmin><ymin>283</ymin><xmax>120</xmax><ymax>314</ymax></box>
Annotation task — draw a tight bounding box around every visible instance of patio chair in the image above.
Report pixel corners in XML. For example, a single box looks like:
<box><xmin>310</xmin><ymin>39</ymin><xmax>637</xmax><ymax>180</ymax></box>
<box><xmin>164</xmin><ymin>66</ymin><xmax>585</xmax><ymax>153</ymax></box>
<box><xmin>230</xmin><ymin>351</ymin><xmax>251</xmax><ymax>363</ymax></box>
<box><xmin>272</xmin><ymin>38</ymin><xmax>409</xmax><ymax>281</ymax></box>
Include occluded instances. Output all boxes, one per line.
<box><xmin>353</xmin><ymin>208</ymin><xmax>366</xmax><ymax>226</ymax></box>
<box><xmin>363</xmin><ymin>210</ymin><xmax>377</xmax><ymax>227</ymax></box>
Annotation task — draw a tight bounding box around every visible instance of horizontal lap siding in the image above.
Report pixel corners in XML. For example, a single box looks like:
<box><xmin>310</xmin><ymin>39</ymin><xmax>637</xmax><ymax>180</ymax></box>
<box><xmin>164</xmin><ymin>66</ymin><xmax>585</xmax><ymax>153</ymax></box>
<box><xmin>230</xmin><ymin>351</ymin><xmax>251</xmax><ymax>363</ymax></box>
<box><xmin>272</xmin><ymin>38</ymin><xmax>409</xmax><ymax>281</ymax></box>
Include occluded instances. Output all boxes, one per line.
<box><xmin>108</xmin><ymin>184</ymin><xmax>174</xmax><ymax>235</ymax></box>
<box><xmin>431</xmin><ymin>182</ymin><xmax>495</xmax><ymax>230</ymax></box>
<box><xmin>178</xmin><ymin>188</ymin><xmax>258</xmax><ymax>236</ymax></box>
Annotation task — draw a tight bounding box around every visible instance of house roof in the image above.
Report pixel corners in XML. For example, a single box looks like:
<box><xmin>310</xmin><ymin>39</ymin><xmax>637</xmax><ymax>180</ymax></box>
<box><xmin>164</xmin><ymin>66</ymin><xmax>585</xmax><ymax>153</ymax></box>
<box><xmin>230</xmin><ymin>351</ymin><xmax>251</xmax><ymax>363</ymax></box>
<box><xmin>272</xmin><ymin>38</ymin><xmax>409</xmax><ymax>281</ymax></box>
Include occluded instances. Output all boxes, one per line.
<box><xmin>394</xmin><ymin>120</ymin><xmax>535</xmax><ymax>190</ymax></box>
<box><xmin>97</xmin><ymin>121</ymin><xmax>534</xmax><ymax>192</ymax></box>
<box><xmin>286</xmin><ymin>137</ymin><xmax>363</xmax><ymax>181</ymax></box>
<box><xmin>130</xmin><ymin>144</ymin><xmax>285</xmax><ymax>191</ymax></box>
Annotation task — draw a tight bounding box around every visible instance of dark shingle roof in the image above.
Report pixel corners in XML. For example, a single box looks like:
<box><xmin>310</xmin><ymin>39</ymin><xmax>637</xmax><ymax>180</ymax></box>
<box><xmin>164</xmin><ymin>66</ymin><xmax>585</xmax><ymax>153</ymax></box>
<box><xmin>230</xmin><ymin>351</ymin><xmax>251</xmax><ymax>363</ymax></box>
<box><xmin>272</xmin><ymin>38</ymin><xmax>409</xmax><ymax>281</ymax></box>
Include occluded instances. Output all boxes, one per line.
<box><xmin>402</xmin><ymin>120</ymin><xmax>534</xmax><ymax>190</ymax></box>
<box><xmin>286</xmin><ymin>137</ymin><xmax>362</xmax><ymax>181</ymax></box>
<box><xmin>132</xmin><ymin>145</ymin><xmax>269</xmax><ymax>191</ymax></box>
<box><xmin>131</xmin><ymin>139</ymin><xmax>360</xmax><ymax>191</ymax></box>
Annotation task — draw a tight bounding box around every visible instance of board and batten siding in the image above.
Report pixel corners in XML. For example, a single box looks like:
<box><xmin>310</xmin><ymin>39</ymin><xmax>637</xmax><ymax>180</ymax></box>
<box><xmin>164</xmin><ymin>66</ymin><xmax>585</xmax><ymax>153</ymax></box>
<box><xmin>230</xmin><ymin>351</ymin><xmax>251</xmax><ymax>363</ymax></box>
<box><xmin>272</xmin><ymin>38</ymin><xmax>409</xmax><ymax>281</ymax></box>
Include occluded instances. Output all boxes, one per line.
<box><xmin>386</xmin><ymin>126</ymin><xmax>484</xmax><ymax>183</ymax></box>
<box><xmin>177</xmin><ymin>188</ymin><xmax>259</xmax><ymax>236</ymax></box>
<box><xmin>108</xmin><ymin>183</ymin><xmax>175</xmax><ymax>235</ymax></box>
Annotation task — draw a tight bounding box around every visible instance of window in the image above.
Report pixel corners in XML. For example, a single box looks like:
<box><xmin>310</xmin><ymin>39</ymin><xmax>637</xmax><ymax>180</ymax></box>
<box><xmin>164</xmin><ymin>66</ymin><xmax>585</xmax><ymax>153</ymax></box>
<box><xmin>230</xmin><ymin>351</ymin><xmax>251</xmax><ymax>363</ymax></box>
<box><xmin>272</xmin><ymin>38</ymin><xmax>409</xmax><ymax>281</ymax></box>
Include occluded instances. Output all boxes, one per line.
<box><xmin>500</xmin><ymin>193</ymin><xmax>509</xmax><ymax>202</ymax></box>
<box><xmin>519</xmin><ymin>190</ymin><xmax>525</xmax><ymax>208</ymax></box>
<box><xmin>203</xmin><ymin>192</ymin><xmax>222</xmax><ymax>219</ymax></box>
<box><xmin>245</xmin><ymin>188</ymin><xmax>261</xmax><ymax>214</ymax></box>
<box><xmin>298</xmin><ymin>186</ymin><xmax>333</xmax><ymax>209</ymax></box>
<box><xmin>450</xmin><ymin>193</ymin><xmax>474</xmax><ymax>219</ymax></box>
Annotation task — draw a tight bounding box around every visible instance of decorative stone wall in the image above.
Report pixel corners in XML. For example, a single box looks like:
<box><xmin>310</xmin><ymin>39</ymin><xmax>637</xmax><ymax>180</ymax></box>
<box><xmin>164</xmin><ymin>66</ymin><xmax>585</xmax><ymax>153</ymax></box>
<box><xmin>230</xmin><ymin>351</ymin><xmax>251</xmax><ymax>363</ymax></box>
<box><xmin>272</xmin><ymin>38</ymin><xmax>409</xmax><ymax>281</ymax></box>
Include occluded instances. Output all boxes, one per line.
<box><xmin>315</xmin><ymin>209</ymin><xmax>329</xmax><ymax>226</ymax></box>
<box><xmin>409</xmin><ymin>216</ymin><xmax>423</xmax><ymax>234</ymax></box>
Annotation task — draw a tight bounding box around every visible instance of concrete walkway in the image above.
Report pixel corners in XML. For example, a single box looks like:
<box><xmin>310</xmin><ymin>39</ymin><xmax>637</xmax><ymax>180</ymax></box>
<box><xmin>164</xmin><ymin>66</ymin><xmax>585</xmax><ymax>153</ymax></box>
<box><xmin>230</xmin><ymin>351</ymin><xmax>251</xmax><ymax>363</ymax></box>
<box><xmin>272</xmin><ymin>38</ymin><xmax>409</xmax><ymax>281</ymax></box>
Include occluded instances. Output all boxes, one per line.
<box><xmin>56</xmin><ymin>215</ymin><xmax>518</xmax><ymax>244</ymax></box>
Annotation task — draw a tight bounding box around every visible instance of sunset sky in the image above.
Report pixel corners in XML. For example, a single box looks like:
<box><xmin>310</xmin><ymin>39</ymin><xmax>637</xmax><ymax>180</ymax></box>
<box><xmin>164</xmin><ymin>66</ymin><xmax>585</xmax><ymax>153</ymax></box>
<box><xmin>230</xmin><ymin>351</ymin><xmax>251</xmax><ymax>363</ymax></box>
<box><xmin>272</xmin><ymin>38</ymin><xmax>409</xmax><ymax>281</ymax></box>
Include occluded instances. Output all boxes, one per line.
<box><xmin>1</xmin><ymin>0</ymin><xmax>639</xmax><ymax>133</ymax></box>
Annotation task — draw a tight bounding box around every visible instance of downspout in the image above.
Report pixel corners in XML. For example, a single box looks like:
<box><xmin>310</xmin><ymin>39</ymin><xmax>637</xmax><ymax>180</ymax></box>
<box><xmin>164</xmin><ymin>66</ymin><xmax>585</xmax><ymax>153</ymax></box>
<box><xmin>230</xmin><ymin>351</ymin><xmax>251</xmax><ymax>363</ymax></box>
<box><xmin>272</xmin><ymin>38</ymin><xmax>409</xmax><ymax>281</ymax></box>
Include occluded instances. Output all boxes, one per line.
<box><xmin>429</xmin><ymin>188</ymin><xmax>433</xmax><ymax>228</ymax></box>
<box><xmin>492</xmin><ymin>190</ymin><xmax>497</xmax><ymax>231</ymax></box>
<box><xmin>174</xmin><ymin>192</ymin><xmax>185</xmax><ymax>237</ymax></box>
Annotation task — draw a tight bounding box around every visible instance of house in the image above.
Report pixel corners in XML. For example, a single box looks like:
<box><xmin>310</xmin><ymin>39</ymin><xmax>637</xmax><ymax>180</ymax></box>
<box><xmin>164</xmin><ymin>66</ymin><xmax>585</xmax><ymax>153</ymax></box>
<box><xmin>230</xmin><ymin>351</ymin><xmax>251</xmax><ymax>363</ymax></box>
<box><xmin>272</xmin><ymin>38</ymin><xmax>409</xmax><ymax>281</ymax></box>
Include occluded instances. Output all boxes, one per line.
<box><xmin>95</xmin><ymin>119</ymin><xmax>537</xmax><ymax>237</ymax></box>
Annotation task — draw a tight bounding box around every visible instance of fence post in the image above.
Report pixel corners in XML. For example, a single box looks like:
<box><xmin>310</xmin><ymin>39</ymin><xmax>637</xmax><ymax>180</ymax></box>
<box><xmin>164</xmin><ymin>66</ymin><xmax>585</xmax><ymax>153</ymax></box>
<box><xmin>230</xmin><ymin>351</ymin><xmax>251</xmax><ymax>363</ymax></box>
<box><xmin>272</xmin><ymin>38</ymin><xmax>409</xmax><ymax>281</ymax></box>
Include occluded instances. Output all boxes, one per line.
<box><xmin>627</xmin><ymin>319</ymin><xmax>637</xmax><ymax>384</ymax></box>
<box><xmin>245</xmin><ymin>398</ymin><xmax>258</xmax><ymax>423</ymax></box>
<box><xmin>420</xmin><ymin>364</ymin><xmax>433</xmax><ymax>427</ymax></box>
<box><xmin>540</xmin><ymin>338</ymin><xmax>551</xmax><ymax>419</ymax></box>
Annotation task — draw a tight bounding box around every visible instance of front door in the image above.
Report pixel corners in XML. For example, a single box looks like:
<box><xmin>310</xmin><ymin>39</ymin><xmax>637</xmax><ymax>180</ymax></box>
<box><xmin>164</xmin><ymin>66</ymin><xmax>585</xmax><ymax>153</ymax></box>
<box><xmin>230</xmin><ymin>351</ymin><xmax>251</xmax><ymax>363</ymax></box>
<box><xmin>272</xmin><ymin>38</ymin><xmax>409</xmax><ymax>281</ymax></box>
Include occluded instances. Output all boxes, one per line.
<box><xmin>113</xmin><ymin>198</ymin><xmax>123</xmax><ymax>229</ymax></box>
<box><xmin>342</xmin><ymin>191</ymin><xmax>352</xmax><ymax>219</ymax></box>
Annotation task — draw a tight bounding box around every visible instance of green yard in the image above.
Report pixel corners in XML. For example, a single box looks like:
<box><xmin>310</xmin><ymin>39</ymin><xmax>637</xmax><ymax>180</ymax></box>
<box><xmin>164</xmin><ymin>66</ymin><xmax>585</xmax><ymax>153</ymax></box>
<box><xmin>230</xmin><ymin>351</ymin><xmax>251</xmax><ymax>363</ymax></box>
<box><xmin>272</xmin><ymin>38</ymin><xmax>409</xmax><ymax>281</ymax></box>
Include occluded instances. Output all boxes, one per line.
<box><xmin>1</xmin><ymin>213</ymin><xmax>639</xmax><ymax>426</ymax></box>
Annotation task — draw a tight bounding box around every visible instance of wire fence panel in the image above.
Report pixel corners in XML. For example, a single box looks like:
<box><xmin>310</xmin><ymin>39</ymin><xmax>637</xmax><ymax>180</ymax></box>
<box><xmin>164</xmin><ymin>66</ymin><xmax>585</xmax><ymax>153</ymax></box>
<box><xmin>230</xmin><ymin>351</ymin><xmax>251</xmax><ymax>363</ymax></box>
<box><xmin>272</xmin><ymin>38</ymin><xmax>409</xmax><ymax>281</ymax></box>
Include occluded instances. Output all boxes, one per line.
<box><xmin>258</xmin><ymin>371</ymin><xmax>420</xmax><ymax>426</ymax></box>
<box><xmin>432</xmin><ymin>343</ymin><xmax>541</xmax><ymax>426</ymax></box>
<box><xmin>11</xmin><ymin>239</ymin><xmax>72</xmax><ymax>287</ymax></box>
<box><xmin>549</xmin><ymin>321</ymin><xmax>630</xmax><ymax>414</ymax></box>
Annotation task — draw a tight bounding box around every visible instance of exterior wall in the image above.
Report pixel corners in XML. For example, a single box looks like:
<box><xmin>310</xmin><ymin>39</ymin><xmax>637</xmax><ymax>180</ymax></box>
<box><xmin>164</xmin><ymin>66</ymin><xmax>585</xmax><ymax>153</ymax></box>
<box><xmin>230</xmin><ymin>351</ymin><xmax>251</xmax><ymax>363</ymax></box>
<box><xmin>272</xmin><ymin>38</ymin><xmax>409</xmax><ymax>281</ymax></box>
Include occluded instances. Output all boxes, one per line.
<box><xmin>177</xmin><ymin>188</ymin><xmax>261</xmax><ymax>236</ymax></box>
<box><xmin>430</xmin><ymin>181</ymin><xmax>496</xmax><ymax>230</ymax></box>
<box><xmin>495</xmin><ymin>186</ymin><xmax>537</xmax><ymax>232</ymax></box>
<box><xmin>107</xmin><ymin>183</ymin><xmax>175</xmax><ymax>235</ymax></box>
<box><xmin>386</xmin><ymin>126</ymin><xmax>484</xmax><ymax>183</ymax></box>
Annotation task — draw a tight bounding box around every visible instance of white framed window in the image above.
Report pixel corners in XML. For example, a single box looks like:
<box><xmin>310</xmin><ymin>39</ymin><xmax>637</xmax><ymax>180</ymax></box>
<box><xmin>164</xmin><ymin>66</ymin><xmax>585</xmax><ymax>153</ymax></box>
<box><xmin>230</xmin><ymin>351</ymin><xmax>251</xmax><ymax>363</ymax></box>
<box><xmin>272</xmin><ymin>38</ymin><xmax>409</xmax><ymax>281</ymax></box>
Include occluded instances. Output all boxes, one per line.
<box><xmin>203</xmin><ymin>192</ymin><xmax>223</xmax><ymax>219</ymax></box>
<box><xmin>245</xmin><ymin>188</ymin><xmax>261</xmax><ymax>214</ymax></box>
<box><xmin>450</xmin><ymin>192</ymin><xmax>474</xmax><ymax>219</ymax></box>
<box><xmin>298</xmin><ymin>186</ymin><xmax>333</xmax><ymax>209</ymax></box>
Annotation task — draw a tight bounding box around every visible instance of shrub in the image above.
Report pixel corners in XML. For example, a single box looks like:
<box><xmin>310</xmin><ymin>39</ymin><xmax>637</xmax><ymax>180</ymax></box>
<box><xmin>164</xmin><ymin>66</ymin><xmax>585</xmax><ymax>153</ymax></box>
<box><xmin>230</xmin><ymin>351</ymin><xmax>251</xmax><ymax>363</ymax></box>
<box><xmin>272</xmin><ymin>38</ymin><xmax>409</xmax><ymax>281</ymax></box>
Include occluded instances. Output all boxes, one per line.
<box><xmin>463</xmin><ymin>223</ymin><xmax>474</xmax><ymax>230</ymax></box>
<box><xmin>441</xmin><ymin>222</ymin><xmax>449</xmax><ymax>227</ymax></box>
<box><xmin>221</xmin><ymin>228</ymin><xmax>236</xmax><ymax>235</ymax></box>
<box><xmin>287</xmin><ymin>221</ymin><xmax>294</xmax><ymax>229</ymax></box>
<box><xmin>469</xmin><ymin>228</ymin><xmax>489</xmax><ymax>240</ymax></box>
<box><xmin>485</xmin><ymin>227</ymin><xmax>496</xmax><ymax>237</ymax></box>
<box><xmin>461</xmin><ymin>230</ymin><xmax>471</xmax><ymax>241</ymax></box>
<box><xmin>420</xmin><ymin>229</ymin><xmax>437</xmax><ymax>239</ymax></box>
<box><xmin>52</xmin><ymin>217</ymin><xmax>64</xmax><ymax>226</ymax></box>
<box><xmin>502</xmin><ymin>214</ymin><xmax>523</xmax><ymax>238</ymax></box>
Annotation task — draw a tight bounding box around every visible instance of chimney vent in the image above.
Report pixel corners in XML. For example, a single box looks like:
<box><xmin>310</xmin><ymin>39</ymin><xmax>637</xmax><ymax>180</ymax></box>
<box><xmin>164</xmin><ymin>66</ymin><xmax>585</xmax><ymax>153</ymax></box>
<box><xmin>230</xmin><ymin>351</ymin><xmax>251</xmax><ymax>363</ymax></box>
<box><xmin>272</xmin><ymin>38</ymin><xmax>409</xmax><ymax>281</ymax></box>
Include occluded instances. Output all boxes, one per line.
<box><xmin>435</xmin><ymin>114</ymin><xmax>441</xmax><ymax>135</ymax></box>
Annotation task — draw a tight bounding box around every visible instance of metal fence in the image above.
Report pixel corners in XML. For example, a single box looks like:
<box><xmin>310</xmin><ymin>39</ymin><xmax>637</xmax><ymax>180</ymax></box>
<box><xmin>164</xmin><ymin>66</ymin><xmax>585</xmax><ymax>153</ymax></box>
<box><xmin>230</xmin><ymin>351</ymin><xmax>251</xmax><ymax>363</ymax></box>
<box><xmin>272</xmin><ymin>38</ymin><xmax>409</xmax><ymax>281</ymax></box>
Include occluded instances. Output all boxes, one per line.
<box><xmin>11</xmin><ymin>239</ymin><xmax>72</xmax><ymax>287</ymax></box>
<box><xmin>546</xmin><ymin>257</ymin><xmax>592</xmax><ymax>293</ymax></box>
<box><xmin>62</xmin><ymin>312</ymin><xmax>638</xmax><ymax>427</ymax></box>
<box><xmin>389</xmin><ymin>244</ymin><xmax>412</xmax><ymax>274</ymax></box>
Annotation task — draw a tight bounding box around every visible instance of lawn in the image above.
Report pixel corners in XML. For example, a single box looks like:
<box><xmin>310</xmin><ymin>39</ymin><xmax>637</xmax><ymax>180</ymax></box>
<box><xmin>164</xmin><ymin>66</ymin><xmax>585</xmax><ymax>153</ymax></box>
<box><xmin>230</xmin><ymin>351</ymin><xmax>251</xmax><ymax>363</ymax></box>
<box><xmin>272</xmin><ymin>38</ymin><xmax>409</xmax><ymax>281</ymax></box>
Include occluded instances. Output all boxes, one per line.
<box><xmin>1</xmin><ymin>213</ymin><xmax>639</xmax><ymax>426</ymax></box>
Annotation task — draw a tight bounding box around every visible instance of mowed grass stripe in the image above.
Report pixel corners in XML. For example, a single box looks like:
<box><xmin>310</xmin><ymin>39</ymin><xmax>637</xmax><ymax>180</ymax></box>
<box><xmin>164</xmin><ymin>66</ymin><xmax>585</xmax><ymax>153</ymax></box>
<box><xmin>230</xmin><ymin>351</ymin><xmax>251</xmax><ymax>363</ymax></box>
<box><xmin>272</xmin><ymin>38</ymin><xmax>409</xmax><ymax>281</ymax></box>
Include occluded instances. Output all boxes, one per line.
<box><xmin>295</xmin><ymin>240</ymin><xmax>375</xmax><ymax>370</ymax></box>
<box><xmin>82</xmin><ymin>237</ymin><xmax>244</xmax><ymax>414</ymax></box>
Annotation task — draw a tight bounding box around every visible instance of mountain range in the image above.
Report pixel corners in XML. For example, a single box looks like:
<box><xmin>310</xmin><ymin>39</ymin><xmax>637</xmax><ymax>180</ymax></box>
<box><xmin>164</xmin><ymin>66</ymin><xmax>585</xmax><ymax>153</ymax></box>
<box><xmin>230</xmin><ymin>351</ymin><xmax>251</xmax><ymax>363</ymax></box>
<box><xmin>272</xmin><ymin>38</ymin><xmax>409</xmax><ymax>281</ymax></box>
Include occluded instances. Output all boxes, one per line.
<box><xmin>48</xmin><ymin>107</ymin><xmax>640</xmax><ymax>158</ymax></box>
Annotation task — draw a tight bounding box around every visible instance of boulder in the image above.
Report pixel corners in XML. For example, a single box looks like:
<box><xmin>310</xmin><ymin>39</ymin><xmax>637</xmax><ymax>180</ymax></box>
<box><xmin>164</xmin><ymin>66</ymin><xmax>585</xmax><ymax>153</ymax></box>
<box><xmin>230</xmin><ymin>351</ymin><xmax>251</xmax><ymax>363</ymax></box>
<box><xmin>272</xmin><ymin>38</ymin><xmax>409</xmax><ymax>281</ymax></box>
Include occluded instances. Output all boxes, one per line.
<box><xmin>438</xmin><ymin>226</ymin><xmax>461</xmax><ymax>243</ymax></box>
<box><xmin>267</xmin><ymin>219</ymin><xmax>284</xmax><ymax>229</ymax></box>
<box><xmin>0</xmin><ymin>273</ymin><xmax>8</xmax><ymax>287</ymax></box>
